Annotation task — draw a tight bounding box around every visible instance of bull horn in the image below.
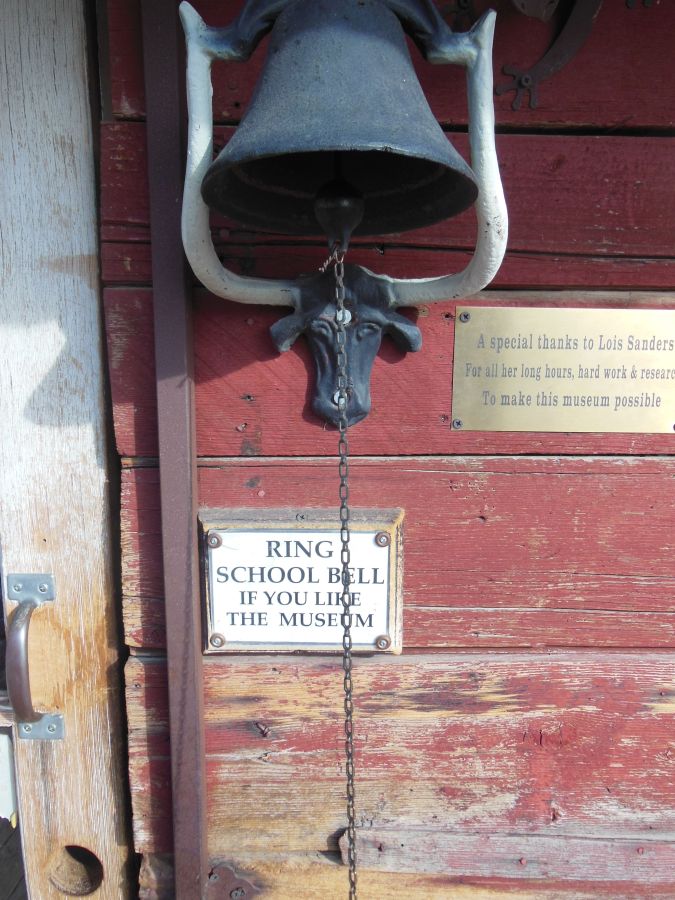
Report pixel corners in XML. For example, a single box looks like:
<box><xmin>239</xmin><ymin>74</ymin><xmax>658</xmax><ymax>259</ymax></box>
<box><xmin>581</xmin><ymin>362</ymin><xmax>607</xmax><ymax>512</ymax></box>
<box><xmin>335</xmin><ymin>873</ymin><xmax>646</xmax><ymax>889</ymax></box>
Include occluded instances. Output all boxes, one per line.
<box><xmin>387</xmin><ymin>11</ymin><xmax>508</xmax><ymax>307</ymax></box>
<box><xmin>180</xmin><ymin>3</ymin><xmax>300</xmax><ymax>308</ymax></box>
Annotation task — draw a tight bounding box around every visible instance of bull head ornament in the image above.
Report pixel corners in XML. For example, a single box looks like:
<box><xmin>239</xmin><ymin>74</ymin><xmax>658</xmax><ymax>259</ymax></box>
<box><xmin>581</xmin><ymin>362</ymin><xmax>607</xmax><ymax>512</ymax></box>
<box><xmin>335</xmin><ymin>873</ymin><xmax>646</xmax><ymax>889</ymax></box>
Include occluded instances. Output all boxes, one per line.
<box><xmin>180</xmin><ymin>0</ymin><xmax>508</xmax><ymax>425</ymax></box>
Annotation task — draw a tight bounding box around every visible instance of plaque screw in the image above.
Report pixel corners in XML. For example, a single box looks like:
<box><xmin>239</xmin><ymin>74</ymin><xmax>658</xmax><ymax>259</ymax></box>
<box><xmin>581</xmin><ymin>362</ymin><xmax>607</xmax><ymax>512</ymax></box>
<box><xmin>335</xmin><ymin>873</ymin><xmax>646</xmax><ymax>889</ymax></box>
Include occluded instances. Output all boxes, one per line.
<box><xmin>47</xmin><ymin>723</ymin><xmax>57</xmax><ymax>734</ymax></box>
<box><xmin>38</xmin><ymin>583</ymin><xmax>48</xmax><ymax>593</ymax></box>
<box><xmin>210</xmin><ymin>633</ymin><xmax>226</xmax><ymax>648</ymax></box>
<box><xmin>452</xmin><ymin>419</ymin><xmax>463</xmax><ymax>429</ymax></box>
<box><xmin>375</xmin><ymin>532</ymin><xmax>390</xmax><ymax>547</ymax></box>
<box><xmin>13</xmin><ymin>583</ymin><xmax>23</xmax><ymax>592</ymax></box>
<box><xmin>207</xmin><ymin>533</ymin><xmax>222</xmax><ymax>549</ymax></box>
<box><xmin>459</xmin><ymin>311</ymin><xmax>471</xmax><ymax>323</ymax></box>
<box><xmin>375</xmin><ymin>635</ymin><xmax>391</xmax><ymax>651</ymax></box>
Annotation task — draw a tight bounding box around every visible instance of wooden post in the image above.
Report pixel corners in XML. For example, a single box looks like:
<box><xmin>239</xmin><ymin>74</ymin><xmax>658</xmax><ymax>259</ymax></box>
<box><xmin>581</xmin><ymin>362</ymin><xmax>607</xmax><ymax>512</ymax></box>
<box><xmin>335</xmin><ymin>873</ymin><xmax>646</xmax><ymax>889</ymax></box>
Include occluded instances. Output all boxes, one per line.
<box><xmin>0</xmin><ymin>1</ymin><xmax>130</xmax><ymax>896</ymax></box>
<box><xmin>140</xmin><ymin>2</ymin><xmax>209</xmax><ymax>895</ymax></box>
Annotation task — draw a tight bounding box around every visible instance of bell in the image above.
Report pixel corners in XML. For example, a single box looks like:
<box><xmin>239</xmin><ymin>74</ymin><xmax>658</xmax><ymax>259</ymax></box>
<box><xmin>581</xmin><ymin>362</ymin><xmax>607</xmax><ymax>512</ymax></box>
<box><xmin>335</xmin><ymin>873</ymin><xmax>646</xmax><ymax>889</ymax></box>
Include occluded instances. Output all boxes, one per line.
<box><xmin>201</xmin><ymin>0</ymin><xmax>478</xmax><ymax>237</ymax></box>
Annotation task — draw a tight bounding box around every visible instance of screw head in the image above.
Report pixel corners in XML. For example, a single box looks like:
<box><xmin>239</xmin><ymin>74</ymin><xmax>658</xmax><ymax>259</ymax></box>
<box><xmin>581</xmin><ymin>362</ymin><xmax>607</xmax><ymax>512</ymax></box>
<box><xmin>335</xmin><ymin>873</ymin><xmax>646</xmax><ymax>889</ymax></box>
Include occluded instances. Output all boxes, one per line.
<box><xmin>13</xmin><ymin>583</ymin><xmax>23</xmax><ymax>592</ymax></box>
<box><xmin>47</xmin><ymin>723</ymin><xmax>57</xmax><ymax>734</ymax></box>
<box><xmin>210</xmin><ymin>633</ymin><xmax>226</xmax><ymax>649</ymax></box>
<box><xmin>375</xmin><ymin>532</ymin><xmax>390</xmax><ymax>547</ymax></box>
<box><xmin>452</xmin><ymin>419</ymin><xmax>463</xmax><ymax>430</ymax></box>
<box><xmin>459</xmin><ymin>311</ymin><xmax>471</xmax><ymax>323</ymax></box>
<box><xmin>22</xmin><ymin>724</ymin><xmax>32</xmax><ymax>733</ymax></box>
<box><xmin>230</xmin><ymin>889</ymin><xmax>246</xmax><ymax>899</ymax></box>
<box><xmin>38</xmin><ymin>583</ymin><xmax>48</xmax><ymax>593</ymax></box>
<box><xmin>207</xmin><ymin>533</ymin><xmax>222</xmax><ymax>549</ymax></box>
<box><xmin>375</xmin><ymin>635</ymin><xmax>391</xmax><ymax>651</ymax></box>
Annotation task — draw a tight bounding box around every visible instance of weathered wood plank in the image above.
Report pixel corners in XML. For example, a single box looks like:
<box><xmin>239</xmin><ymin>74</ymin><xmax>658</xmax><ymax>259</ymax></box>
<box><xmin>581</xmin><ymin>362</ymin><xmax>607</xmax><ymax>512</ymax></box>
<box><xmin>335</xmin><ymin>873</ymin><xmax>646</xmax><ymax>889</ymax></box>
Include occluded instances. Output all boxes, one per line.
<box><xmin>101</xmin><ymin>240</ymin><xmax>675</xmax><ymax>291</ymax></box>
<box><xmin>343</xmin><ymin>829</ymin><xmax>675</xmax><ymax>884</ymax></box>
<box><xmin>126</xmin><ymin>652</ymin><xmax>675</xmax><ymax>872</ymax></box>
<box><xmin>122</xmin><ymin>597</ymin><xmax>675</xmax><ymax>652</ymax></box>
<box><xmin>0</xmin><ymin>2</ymin><xmax>130</xmax><ymax>896</ymax></box>
<box><xmin>100</xmin><ymin>124</ymin><xmax>675</xmax><ymax>259</ymax></box>
<box><xmin>105</xmin><ymin>289</ymin><xmax>675</xmax><ymax>459</ymax></box>
<box><xmin>119</xmin><ymin>457</ymin><xmax>675</xmax><ymax>648</ymax></box>
<box><xmin>138</xmin><ymin>851</ymin><xmax>675</xmax><ymax>900</ymax></box>
<box><xmin>106</xmin><ymin>0</ymin><xmax>675</xmax><ymax>129</ymax></box>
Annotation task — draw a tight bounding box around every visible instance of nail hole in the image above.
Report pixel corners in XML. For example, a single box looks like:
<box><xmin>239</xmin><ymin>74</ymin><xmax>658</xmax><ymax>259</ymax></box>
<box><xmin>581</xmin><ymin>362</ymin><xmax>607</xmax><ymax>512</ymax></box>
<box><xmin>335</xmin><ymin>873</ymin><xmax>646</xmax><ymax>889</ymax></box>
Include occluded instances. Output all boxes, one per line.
<box><xmin>47</xmin><ymin>846</ymin><xmax>104</xmax><ymax>896</ymax></box>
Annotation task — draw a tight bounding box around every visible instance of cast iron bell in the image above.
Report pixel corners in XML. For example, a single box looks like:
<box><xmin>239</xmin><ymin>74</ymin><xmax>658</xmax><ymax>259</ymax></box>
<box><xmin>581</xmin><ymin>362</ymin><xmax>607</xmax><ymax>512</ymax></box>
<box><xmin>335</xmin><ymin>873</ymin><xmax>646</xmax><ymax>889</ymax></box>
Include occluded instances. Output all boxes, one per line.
<box><xmin>201</xmin><ymin>0</ymin><xmax>478</xmax><ymax>237</ymax></box>
<box><xmin>181</xmin><ymin>0</ymin><xmax>507</xmax><ymax>426</ymax></box>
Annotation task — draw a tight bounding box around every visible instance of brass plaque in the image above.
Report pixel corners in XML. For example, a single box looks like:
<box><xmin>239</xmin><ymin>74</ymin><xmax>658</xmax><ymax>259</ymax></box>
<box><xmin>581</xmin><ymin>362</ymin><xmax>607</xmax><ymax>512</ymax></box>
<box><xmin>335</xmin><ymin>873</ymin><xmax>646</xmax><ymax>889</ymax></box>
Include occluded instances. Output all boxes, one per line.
<box><xmin>452</xmin><ymin>307</ymin><xmax>675</xmax><ymax>432</ymax></box>
<box><xmin>201</xmin><ymin>509</ymin><xmax>403</xmax><ymax>654</ymax></box>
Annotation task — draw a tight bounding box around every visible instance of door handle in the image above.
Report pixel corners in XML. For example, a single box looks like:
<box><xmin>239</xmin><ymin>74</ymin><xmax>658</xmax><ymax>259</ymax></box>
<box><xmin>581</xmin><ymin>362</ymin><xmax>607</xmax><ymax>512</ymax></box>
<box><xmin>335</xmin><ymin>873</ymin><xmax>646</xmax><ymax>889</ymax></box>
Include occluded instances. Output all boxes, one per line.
<box><xmin>6</xmin><ymin>598</ymin><xmax>41</xmax><ymax>722</ymax></box>
<box><xmin>2</xmin><ymin>575</ymin><xmax>64</xmax><ymax>739</ymax></box>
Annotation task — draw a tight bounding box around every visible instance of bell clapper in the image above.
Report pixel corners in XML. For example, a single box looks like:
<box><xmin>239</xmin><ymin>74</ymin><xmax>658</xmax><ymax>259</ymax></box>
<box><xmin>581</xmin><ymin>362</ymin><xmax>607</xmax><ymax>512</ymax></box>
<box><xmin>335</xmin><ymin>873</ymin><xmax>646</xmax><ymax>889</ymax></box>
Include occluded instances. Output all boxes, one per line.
<box><xmin>314</xmin><ymin>169</ymin><xmax>364</xmax><ymax>255</ymax></box>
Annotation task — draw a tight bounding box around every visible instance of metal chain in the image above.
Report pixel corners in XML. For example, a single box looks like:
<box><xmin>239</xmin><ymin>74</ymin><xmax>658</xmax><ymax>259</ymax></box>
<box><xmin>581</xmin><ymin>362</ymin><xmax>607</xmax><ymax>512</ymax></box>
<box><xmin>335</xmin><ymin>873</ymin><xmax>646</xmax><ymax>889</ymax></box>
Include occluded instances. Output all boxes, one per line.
<box><xmin>323</xmin><ymin>245</ymin><xmax>357</xmax><ymax>899</ymax></box>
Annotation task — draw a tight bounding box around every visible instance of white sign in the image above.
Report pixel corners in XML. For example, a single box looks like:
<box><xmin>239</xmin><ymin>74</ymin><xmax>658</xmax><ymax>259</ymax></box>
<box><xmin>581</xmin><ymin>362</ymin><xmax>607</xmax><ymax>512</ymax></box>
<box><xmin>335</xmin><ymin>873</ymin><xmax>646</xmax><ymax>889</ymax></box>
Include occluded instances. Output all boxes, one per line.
<box><xmin>202</xmin><ymin>511</ymin><xmax>403</xmax><ymax>653</ymax></box>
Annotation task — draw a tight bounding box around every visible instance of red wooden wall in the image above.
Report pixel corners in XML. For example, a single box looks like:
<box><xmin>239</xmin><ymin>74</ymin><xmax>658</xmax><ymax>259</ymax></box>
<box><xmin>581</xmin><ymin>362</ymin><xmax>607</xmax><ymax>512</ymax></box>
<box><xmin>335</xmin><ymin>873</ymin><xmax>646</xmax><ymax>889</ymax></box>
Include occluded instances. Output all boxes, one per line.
<box><xmin>100</xmin><ymin>1</ymin><xmax>675</xmax><ymax>896</ymax></box>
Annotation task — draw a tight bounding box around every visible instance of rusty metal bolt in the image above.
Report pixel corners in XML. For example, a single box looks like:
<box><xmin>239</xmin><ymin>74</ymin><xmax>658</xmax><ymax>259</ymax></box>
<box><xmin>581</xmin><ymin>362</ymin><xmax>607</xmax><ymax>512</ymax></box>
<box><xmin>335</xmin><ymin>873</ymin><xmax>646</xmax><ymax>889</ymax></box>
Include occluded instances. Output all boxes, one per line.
<box><xmin>375</xmin><ymin>635</ymin><xmax>391</xmax><ymax>651</ymax></box>
<box><xmin>207</xmin><ymin>533</ymin><xmax>222</xmax><ymax>549</ymax></box>
<box><xmin>375</xmin><ymin>532</ymin><xmax>390</xmax><ymax>547</ymax></box>
<box><xmin>210</xmin><ymin>633</ymin><xmax>226</xmax><ymax>649</ymax></box>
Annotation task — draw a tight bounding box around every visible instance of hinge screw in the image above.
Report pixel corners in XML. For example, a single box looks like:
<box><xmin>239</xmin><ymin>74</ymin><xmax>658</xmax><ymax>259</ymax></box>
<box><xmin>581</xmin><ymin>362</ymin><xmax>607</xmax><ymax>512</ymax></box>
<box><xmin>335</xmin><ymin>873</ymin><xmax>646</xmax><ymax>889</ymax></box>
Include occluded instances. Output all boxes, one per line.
<box><xmin>47</xmin><ymin>723</ymin><xmax>57</xmax><ymax>734</ymax></box>
<box><xmin>38</xmin><ymin>583</ymin><xmax>48</xmax><ymax>593</ymax></box>
<box><xmin>230</xmin><ymin>889</ymin><xmax>246</xmax><ymax>899</ymax></box>
<box><xmin>22</xmin><ymin>724</ymin><xmax>32</xmax><ymax>734</ymax></box>
<box><xmin>13</xmin><ymin>583</ymin><xmax>23</xmax><ymax>592</ymax></box>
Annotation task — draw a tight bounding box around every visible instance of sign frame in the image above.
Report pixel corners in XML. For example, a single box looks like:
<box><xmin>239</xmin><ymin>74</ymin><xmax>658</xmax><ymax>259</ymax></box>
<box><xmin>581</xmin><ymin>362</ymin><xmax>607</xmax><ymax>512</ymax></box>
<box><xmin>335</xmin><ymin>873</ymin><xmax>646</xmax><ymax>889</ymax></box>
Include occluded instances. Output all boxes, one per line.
<box><xmin>200</xmin><ymin>508</ymin><xmax>404</xmax><ymax>654</ymax></box>
<box><xmin>452</xmin><ymin>306</ymin><xmax>675</xmax><ymax>433</ymax></box>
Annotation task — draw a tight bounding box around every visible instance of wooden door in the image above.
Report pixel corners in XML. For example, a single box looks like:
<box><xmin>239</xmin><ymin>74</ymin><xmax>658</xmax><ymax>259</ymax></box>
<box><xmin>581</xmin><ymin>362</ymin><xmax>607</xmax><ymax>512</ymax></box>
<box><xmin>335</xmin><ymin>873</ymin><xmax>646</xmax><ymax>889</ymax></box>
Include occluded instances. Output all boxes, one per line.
<box><xmin>0</xmin><ymin>2</ymin><xmax>130</xmax><ymax>896</ymax></box>
<box><xmin>101</xmin><ymin>1</ymin><xmax>675</xmax><ymax>896</ymax></box>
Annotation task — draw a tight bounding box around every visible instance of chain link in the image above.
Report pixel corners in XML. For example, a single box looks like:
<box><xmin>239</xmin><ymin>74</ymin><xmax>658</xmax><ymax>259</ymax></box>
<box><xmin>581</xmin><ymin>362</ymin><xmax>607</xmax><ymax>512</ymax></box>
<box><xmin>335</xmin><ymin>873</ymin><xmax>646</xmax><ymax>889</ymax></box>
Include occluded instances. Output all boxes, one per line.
<box><xmin>323</xmin><ymin>245</ymin><xmax>357</xmax><ymax>899</ymax></box>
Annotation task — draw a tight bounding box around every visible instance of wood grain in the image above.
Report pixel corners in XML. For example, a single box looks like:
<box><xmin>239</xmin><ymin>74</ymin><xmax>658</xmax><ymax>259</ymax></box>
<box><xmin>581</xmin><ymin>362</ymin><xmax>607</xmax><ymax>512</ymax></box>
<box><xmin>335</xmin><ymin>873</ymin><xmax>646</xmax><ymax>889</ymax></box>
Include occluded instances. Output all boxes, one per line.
<box><xmin>105</xmin><ymin>289</ymin><xmax>675</xmax><ymax>459</ymax></box>
<box><xmin>106</xmin><ymin>0</ymin><xmax>675</xmax><ymax>129</ymax></box>
<box><xmin>100</xmin><ymin>124</ymin><xmax>675</xmax><ymax>260</ymax></box>
<box><xmin>0</xmin><ymin>2</ymin><xmax>130</xmax><ymax>896</ymax></box>
<box><xmin>119</xmin><ymin>457</ymin><xmax>675</xmax><ymax>649</ymax></box>
<box><xmin>344</xmin><ymin>829</ymin><xmax>675</xmax><ymax>883</ymax></box>
<box><xmin>138</xmin><ymin>851</ymin><xmax>675</xmax><ymax>900</ymax></box>
<box><xmin>126</xmin><ymin>652</ymin><xmax>675</xmax><ymax>884</ymax></box>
